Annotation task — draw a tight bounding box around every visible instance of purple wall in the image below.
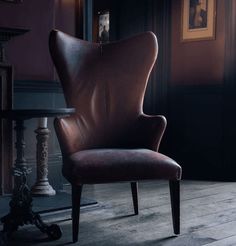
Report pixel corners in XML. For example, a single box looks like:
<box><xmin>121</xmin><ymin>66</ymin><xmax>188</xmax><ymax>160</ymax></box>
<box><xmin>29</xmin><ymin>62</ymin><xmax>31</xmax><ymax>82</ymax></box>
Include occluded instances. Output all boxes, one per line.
<box><xmin>0</xmin><ymin>0</ymin><xmax>76</xmax><ymax>81</ymax></box>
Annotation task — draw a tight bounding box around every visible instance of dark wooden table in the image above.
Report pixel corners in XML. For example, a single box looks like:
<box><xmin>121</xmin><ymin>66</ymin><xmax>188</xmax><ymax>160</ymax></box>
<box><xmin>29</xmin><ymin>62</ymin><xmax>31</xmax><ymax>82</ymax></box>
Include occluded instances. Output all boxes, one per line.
<box><xmin>0</xmin><ymin>108</ymin><xmax>75</xmax><ymax>242</ymax></box>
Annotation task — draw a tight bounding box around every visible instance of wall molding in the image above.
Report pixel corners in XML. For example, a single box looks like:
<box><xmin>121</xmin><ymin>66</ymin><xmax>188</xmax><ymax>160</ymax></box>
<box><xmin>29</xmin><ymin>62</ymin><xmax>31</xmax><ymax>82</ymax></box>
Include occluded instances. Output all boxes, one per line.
<box><xmin>14</xmin><ymin>80</ymin><xmax>63</xmax><ymax>93</ymax></box>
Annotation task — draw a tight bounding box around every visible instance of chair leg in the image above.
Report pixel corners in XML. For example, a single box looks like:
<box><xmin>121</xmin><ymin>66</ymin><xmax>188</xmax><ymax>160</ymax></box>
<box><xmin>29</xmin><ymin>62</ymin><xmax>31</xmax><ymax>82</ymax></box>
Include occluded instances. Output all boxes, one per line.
<box><xmin>72</xmin><ymin>185</ymin><xmax>83</xmax><ymax>243</ymax></box>
<box><xmin>169</xmin><ymin>180</ymin><xmax>180</xmax><ymax>235</ymax></box>
<box><xmin>131</xmin><ymin>182</ymin><xmax>139</xmax><ymax>215</ymax></box>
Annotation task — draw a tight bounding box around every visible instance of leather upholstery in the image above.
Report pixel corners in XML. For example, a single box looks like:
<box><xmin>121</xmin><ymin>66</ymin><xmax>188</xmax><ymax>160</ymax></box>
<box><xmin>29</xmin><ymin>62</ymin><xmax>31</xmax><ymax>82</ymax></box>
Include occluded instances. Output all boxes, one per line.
<box><xmin>63</xmin><ymin>149</ymin><xmax>181</xmax><ymax>185</ymax></box>
<box><xmin>49</xmin><ymin>30</ymin><xmax>181</xmax><ymax>185</ymax></box>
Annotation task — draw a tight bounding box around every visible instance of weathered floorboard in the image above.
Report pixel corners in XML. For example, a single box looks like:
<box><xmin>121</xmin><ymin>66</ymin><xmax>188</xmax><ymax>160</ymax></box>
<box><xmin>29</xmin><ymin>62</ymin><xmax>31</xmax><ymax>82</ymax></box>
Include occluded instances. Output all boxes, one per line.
<box><xmin>2</xmin><ymin>180</ymin><xmax>236</xmax><ymax>246</ymax></box>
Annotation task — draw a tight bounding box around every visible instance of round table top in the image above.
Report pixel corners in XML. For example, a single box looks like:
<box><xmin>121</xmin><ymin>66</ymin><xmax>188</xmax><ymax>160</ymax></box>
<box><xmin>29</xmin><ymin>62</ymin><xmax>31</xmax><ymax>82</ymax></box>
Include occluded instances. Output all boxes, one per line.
<box><xmin>0</xmin><ymin>108</ymin><xmax>76</xmax><ymax>120</ymax></box>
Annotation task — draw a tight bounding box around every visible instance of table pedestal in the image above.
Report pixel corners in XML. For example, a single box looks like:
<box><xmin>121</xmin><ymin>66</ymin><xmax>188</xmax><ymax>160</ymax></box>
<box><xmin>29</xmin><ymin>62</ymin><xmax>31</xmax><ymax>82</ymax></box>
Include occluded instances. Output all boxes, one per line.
<box><xmin>31</xmin><ymin>126</ymin><xmax>56</xmax><ymax>196</ymax></box>
<box><xmin>0</xmin><ymin>120</ymin><xmax>61</xmax><ymax>242</ymax></box>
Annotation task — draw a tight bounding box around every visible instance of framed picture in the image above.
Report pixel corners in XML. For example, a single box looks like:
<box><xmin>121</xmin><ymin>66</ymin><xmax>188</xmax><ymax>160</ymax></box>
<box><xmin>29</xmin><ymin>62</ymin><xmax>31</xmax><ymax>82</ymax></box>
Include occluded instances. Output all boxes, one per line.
<box><xmin>98</xmin><ymin>11</ymin><xmax>109</xmax><ymax>43</ymax></box>
<box><xmin>181</xmin><ymin>0</ymin><xmax>216</xmax><ymax>42</ymax></box>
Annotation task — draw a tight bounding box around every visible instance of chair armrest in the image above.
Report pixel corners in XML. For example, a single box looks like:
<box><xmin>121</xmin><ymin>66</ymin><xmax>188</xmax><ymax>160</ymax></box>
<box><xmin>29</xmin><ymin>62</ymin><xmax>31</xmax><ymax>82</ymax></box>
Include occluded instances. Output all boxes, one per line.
<box><xmin>129</xmin><ymin>114</ymin><xmax>167</xmax><ymax>151</ymax></box>
<box><xmin>54</xmin><ymin>115</ymin><xmax>82</xmax><ymax>155</ymax></box>
<box><xmin>54</xmin><ymin>114</ymin><xmax>167</xmax><ymax>154</ymax></box>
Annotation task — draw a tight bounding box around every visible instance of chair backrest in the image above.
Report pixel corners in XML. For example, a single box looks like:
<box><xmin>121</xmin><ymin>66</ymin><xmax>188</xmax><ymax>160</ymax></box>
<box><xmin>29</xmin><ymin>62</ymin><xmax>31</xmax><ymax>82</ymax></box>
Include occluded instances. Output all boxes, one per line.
<box><xmin>49</xmin><ymin>30</ymin><xmax>158</xmax><ymax>149</ymax></box>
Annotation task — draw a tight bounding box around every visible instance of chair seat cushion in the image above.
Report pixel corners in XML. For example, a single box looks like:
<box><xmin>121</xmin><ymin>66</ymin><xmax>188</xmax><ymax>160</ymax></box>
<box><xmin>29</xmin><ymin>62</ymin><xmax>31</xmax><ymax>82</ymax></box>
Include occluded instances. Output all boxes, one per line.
<box><xmin>63</xmin><ymin>149</ymin><xmax>181</xmax><ymax>184</ymax></box>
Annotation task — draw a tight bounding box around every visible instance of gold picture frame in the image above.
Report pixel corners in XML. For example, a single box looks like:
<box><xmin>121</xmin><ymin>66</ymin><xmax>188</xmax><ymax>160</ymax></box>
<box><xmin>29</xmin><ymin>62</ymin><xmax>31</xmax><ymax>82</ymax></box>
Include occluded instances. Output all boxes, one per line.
<box><xmin>181</xmin><ymin>0</ymin><xmax>216</xmax><ymax>42</ymax></box>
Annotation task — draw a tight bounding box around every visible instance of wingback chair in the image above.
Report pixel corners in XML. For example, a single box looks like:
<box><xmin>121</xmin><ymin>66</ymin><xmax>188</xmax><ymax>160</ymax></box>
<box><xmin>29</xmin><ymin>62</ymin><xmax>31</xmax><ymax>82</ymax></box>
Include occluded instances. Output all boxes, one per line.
<box><xmin>49</xmin><ymin>29</ymin><xmax>182</xmax><ymax>243</ymax></box>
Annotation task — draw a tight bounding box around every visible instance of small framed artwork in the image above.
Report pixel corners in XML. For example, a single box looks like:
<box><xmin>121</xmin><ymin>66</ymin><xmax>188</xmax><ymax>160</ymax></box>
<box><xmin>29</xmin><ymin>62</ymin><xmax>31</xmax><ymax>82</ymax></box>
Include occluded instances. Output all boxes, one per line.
<box><xmin>98</xmin><ymin>11</ymin><xmax>109</xmax><ymax>43</ymax></box>
<box><xmin>181</xmin><ymin>0</ymin><xmax>216</xmax><ymax>42</ymax></box>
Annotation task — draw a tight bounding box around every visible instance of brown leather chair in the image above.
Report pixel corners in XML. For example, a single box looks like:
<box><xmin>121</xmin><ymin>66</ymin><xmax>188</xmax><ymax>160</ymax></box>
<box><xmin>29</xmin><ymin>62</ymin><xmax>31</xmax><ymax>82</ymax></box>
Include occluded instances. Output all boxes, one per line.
<box><xmin>49</xmin><ymin>29</ymin><xmax>182</xmax><ymax>243</ymax></box>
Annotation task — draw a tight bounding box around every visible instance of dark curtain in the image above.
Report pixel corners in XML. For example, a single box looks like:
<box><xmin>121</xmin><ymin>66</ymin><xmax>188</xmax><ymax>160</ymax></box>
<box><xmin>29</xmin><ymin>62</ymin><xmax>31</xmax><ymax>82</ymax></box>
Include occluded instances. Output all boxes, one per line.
<box><xmin>110</xmin><ymin>0</ymin><xmax>171</xmax><ymax>115</ymax></box>
<box><xmin>223</xmin><ymin>0</ymin><xmax>236</xmax><ymax>179</ymax></box>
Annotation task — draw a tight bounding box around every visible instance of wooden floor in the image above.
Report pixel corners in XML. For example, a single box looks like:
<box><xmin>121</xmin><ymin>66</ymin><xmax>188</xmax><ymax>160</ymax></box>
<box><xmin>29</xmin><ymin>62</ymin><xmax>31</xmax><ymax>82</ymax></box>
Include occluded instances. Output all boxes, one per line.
<box><xmin>2</xmin><ymin>180</ymin><xmax>236</xmax><ymax>246</ymax></box>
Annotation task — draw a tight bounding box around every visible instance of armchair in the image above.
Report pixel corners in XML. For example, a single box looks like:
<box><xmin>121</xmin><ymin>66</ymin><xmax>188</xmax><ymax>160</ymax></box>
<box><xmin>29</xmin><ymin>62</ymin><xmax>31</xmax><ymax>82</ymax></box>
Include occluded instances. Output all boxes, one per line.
<box><xmin>49</xmin><ymin>29</ymin><xmax>182</xmax><ymax>243</ymax></box>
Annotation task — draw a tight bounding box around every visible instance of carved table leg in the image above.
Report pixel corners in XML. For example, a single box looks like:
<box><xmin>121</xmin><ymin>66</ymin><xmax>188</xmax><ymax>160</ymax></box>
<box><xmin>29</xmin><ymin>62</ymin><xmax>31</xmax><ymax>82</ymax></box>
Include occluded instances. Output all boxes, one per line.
<box><xmin>1</xmin><ymin>120</ymin><xmax>31</xmax><ymax>233</ymax></box>
<box><xmin>31</xmin><ymin>118</ymin><xmax>56</xmax><ymax>196</ymax></box>
<box><xmin>0</xmin><ymin>119</ymin><xmax>61</xmax><ymax>242</ymax></box>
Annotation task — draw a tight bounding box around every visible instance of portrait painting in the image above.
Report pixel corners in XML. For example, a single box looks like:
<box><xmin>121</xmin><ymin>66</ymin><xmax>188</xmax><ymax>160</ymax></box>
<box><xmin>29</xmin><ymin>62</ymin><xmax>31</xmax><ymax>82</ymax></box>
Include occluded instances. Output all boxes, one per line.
<box><xmin>182</xmin><ymin>0</ymin><xmax>216</xmax><ymax>41</ymax></box>
<box><xmin>98</xmin><ymin>12</ymin><xmax>109</xmax><ymax>43</ymax></box>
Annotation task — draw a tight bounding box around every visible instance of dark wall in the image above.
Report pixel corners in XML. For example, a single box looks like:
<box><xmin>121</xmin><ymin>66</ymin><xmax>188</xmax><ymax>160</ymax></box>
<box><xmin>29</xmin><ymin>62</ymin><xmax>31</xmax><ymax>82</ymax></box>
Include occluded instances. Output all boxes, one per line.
<box><xmin>0</xmin><ymin>0</ymin><xmax>76</xmax><ymax>81</ymax></box>
<box><xmin>0</xmin><ymin>0</ymin><xmax>55</xmax><ymax>80</ymax></box>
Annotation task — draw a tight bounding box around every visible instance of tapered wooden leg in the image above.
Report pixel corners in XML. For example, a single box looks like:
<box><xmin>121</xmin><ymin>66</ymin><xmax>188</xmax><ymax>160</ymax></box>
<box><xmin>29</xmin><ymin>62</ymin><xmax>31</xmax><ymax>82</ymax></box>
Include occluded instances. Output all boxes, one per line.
<box><xmin>72</xmin><ymin>185</ymin><xmax>83</xmax><ymax>243</ymax></box>
<box><xmin>131</xmin><ymin>182</ymin><xmax>139</xmax><ymax>215</ymax></box>
<box><xmin>169</xmin><ymin>180</ymin><xmax>180</xmax><ymax>235</ymax></box>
